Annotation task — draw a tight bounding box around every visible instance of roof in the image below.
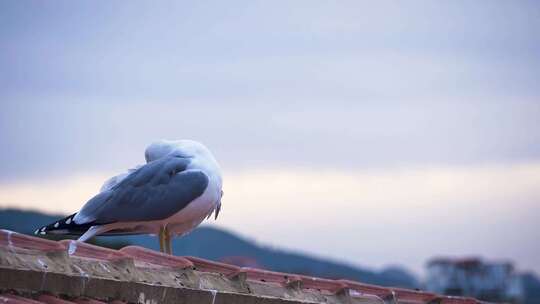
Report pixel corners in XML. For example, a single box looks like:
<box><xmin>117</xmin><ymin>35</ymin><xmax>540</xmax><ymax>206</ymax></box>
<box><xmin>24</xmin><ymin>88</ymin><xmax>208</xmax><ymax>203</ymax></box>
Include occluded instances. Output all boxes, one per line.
<box><xmin>0</xmin><ymin>229</ymin><xmax>488</xmax><ymax>304</ymax></box>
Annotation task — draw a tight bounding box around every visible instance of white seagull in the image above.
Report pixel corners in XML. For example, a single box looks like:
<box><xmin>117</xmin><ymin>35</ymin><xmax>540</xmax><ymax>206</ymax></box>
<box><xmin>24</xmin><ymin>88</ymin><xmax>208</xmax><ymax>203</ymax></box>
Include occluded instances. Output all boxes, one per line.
<box><xmin>36</xmin><ymin>139</ymin><xmax>223</xmax><ymax>254</ymax></box>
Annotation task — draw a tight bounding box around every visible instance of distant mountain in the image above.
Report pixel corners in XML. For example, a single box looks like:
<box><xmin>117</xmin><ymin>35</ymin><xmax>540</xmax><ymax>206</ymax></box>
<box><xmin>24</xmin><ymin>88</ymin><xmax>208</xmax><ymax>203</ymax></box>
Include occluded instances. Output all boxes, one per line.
<box><xmin>0</xmin><ymin>208</ymin><xmax>64</xmax><ymax>234</ymax></box>
<box><xmin>0</xmin><ymin>208</ymin><xmax>418</xmax><ymax>288</ymax></box>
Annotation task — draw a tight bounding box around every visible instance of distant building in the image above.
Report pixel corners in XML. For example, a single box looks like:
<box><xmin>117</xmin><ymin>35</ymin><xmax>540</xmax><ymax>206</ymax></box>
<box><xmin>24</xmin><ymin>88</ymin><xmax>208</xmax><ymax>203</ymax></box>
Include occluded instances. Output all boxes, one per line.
<box><xmin>425</xmin><ymin>257</ymin><xmax>524</xmax><ymax>303</ymax></box>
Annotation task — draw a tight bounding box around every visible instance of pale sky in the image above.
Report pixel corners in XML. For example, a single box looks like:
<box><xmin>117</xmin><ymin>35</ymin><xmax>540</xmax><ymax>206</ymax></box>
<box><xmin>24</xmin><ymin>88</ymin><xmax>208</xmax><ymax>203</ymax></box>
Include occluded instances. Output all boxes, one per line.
<box><xmin>1</xmin><ymin>1</ymin><xmax>539</xmax><ymax>277</ymax></box>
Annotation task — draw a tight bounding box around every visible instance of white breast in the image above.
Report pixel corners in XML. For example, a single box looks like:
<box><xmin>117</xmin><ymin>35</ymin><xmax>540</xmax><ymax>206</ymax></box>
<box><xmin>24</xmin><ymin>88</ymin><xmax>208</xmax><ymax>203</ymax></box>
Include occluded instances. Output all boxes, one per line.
<box><xmin>165</xmin><ymin>151</ymin><xmax>223</xmax><ymax>236</ymax></box>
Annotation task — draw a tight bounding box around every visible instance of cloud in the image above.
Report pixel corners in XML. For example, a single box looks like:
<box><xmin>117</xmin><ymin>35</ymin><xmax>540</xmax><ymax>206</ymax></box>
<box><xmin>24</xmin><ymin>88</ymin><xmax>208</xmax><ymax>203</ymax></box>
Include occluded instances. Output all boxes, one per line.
<box><xmin>1</xmin><ymin>98</ymin><xmax>539</xmax><ymax>181</ymax></box>
<box><xmin>1</xmin><ymin>1</ymin><xmax>539</xmax><ymax>181</ymax></box>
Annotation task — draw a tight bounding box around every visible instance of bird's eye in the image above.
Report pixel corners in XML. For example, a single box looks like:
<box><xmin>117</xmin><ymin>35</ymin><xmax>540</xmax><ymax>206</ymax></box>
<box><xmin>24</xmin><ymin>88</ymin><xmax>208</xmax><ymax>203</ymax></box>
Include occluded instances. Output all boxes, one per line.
<box><xmin>221</xmin><ymin>190</ymin><xmax>224</xmax><ymax>198</ymax></box>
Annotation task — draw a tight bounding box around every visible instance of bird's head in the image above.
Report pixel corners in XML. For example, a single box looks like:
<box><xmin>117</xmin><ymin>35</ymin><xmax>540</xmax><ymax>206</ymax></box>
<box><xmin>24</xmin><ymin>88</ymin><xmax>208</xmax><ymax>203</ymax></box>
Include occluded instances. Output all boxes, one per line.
<box><xmin>145</xmin><ymin>139</ymin><xmax>212</xmax><ymax>162</ymax></box>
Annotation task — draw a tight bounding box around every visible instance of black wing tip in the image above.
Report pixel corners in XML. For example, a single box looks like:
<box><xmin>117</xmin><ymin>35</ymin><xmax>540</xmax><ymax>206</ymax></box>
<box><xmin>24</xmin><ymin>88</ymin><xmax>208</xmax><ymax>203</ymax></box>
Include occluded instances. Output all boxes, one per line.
<box><xmin>35</xmin><ymin>213</ymin><xmax>89</xmax><ymax>236</ymax></box>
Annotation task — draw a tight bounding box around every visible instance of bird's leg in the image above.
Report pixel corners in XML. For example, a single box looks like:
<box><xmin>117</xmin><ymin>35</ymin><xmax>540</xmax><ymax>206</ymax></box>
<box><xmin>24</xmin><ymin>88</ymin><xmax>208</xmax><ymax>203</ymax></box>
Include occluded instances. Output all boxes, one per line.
<box><xmin>164</xmin><ymin>226</ymin><xmax>173</xmax><ymax>255</ymax></box>
<box><xmin>159</xmin><ymin>226</ymin><xmax>166</xmax><ymax>253</ymax></box>
<box><xmin>158</xmin><ymin>226</ymin><xmax>173</xmax><ymax>254</ymax></box>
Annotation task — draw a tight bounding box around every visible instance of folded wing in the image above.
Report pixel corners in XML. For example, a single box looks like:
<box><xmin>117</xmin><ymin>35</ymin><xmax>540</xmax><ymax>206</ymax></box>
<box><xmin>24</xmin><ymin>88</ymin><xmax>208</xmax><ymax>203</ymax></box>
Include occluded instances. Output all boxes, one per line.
<box><xmin>74</xmin><ymin>156</ymin><xmax>209</xmax><ymax>225</ymax></box>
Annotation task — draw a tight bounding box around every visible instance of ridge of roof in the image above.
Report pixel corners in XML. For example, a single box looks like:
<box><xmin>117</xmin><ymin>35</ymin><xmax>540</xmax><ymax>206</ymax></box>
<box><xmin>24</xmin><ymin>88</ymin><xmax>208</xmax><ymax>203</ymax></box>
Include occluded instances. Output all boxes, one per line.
<box><xmin>0</xmin><ymin>229</ymin><xmax>488</xmax><ymax>304</ymax></box>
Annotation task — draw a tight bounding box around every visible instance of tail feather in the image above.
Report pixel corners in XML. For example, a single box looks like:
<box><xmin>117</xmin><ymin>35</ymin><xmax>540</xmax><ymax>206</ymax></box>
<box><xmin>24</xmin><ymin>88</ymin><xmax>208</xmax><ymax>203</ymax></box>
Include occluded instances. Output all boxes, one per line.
<box><xmin>35</xmin><ymin>215</ymin><xmax>140</xmax><ymax>237</ymax></box>
<box><xmin>35</xmin><ymin>213</ymin><xmax>94</xmax><ymax>236</ymax></box>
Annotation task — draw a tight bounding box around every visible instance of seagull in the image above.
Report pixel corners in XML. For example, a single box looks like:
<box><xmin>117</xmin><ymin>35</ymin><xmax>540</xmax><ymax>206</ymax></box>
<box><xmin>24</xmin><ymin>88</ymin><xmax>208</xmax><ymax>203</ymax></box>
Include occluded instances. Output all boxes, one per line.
<box><xmin>35</xmin><ymin>139</ymin><xmax>223</xmax><ymax>254</ymax></box>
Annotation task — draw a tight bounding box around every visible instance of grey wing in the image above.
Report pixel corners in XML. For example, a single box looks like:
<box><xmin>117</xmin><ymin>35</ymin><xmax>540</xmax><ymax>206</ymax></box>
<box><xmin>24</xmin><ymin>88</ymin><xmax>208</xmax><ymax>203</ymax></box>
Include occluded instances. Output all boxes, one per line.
<box><xmin>73</xmin><ymin>156</ymin><xmax>209</xmax><ymax>225</ymax></box>
<box><xmin>99</xmin><ymin>165</ymin><xmax>142</xmax><ymax>192</ymax></box>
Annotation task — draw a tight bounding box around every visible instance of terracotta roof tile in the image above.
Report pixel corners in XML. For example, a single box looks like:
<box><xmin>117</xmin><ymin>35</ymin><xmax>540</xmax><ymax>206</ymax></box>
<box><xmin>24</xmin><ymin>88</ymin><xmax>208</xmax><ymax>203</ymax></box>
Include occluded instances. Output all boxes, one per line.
<box><xmin>36</xmin><ymin>294</ymin><xmax>77</xmax><ymax>304</ymax></box>
<box><xmin>229</xmin><ymin>267</ymin><xmax>302</xmax><ymax>286</ymax></box>
<box><xmin>0</xmin><ymin>294</ymin><xmax>45</xmax><ymax>304</ymax></box>
<box><xmin>120</xmin><ymin>246</ymin><xmax>193</xmax><ymax>268</ymax></box>
<box><xmin>58</xmin><ymin>240</ymin><xmax>127</xmax><ymax>262</ymax></box>
<box><xmin>72</xmin><ymin>299</ymin><xmax>107</xmax><ymax>304</ymax></box>
<box><xmin>185</xmin><ymin>255</ymin><xmax>240</xmax><ymax>274</ymax></box>
<box><xmin>0</xmin><ymin>230</ymin><xmax>488</xmax><ymax>304</ymax></box>
<box><xmin>0</xmin><ymin>229</ymin><xmax>64</xmax><ymax>253</ymax></box>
